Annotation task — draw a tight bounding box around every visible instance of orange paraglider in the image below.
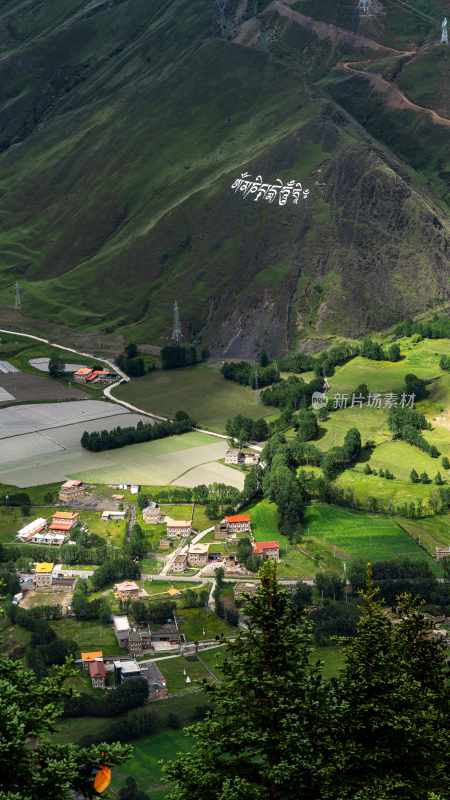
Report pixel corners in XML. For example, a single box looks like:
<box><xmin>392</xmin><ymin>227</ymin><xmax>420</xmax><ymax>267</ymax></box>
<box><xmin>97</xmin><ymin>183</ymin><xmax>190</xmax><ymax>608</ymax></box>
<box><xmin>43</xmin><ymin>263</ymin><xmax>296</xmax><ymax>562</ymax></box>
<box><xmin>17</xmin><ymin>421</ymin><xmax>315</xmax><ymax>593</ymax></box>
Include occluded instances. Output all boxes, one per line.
<box><xmin>92</xmin><ymin>765</ymin><xmax>111</xmax><ymax>794</ymax></box>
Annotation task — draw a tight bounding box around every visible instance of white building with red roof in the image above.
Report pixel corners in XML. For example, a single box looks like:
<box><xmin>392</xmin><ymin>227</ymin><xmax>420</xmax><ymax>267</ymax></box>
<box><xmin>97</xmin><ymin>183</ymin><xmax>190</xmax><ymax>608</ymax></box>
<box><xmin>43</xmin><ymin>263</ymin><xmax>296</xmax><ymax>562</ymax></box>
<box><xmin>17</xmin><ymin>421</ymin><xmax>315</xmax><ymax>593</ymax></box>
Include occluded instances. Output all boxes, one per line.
<box><xmin>252</xmin><ymin>541</ymin><xmax>280</xmax><ymax>561</ymax></box>
<box><xmin>224</xmin><ymin>514</ymin><xmax>251</xmax><ymax>534</ymax></box>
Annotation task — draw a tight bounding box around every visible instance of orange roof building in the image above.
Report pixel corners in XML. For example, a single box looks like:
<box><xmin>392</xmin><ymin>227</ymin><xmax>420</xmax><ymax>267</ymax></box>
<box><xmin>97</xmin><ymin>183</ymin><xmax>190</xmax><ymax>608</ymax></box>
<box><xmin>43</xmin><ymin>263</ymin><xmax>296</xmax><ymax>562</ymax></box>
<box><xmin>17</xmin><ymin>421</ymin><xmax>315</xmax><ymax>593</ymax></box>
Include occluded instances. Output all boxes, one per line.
<box><xmin>50</xmin><ymin>511</ymin><xmax>79</xmax><ymax>533</ymax></box>
<box><xmin>224</xmin><ymin>513</ymin><xmax>251</xmax><ymax>532</ymax></box>
<box><xmin>81</xmin><ymin>650</ymin><xmax>103</xmax><ymax>667</ymax></box>
<box><xmin>252</xmin><ymin>541</ymin><xmax>280</xmax><ymax>561</ymax></box>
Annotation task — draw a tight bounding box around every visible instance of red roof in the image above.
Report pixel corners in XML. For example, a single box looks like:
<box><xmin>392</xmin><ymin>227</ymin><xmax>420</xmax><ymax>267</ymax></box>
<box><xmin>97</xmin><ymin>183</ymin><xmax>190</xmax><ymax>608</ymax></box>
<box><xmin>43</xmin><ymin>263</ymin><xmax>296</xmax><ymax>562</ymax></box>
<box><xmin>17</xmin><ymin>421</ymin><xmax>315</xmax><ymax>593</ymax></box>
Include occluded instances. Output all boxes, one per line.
<box><xmin>86</xmin><ymin>370</ymin><xmax>102</xmax><ymax>382</ymax></box>
<box><xmin>88</xmin><ymin>660</ymin><xmax>107</xmax><ymax>679</ymax></box>
<box><xmin>225</xmin><ymin>514</ymin><xmax>250</xmax><ymax>524</ymax></box>
<box><xmin>253</xmin><ymin>541</ymin><xmax>279</xmax><ymax>554</ymax></box>
<box><xmin>49</xmin><ymin>521</ymin><xmax>75</xmax><ymax>532</ymax></box>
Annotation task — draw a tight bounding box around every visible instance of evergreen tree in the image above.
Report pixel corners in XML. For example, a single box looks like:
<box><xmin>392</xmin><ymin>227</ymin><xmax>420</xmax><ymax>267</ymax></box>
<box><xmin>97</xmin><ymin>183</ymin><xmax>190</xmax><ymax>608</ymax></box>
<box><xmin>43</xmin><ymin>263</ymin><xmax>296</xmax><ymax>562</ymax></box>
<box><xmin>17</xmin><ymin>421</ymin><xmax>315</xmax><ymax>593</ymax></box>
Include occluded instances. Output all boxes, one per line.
<box><xmin>442</xmin><ymin>456</ymin><xmax>450</xmax><ymax>470</ymax></box>
<box><xmin>326</xmin><ymin>585</ymin><xmax>450</xmax><ymax>800</ymax></box>
<box><xmin>0</xmin><ymin>658</ymin><xmax>130</xmax><ymax>798</ymax></box>
<box><xmin>165</xmin><ymin>563</ymin><xmax>333</xmax><ymax>799</ymax></box>
<box><xmin>410</xmin><ymin>468</ymin><xmax>419</xmax><ymax>483</ymax></box>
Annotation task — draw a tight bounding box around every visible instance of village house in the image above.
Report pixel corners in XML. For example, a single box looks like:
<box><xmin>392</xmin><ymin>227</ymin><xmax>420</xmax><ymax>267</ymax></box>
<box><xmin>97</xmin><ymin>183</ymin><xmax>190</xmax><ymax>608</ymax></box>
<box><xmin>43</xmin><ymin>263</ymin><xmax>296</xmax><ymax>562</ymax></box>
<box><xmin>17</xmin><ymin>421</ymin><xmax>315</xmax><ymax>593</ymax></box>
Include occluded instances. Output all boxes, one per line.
<box><xmin>214</xmin><ymin>522</ymin><xmax>229</xmax><ymax>540</ymax></box>
<box><xmin>17</xmin><ymin>517</ymin><xmax>47</xmax><ymax>542</ymax></box>
<box><xmin>224</xmin><ymin>513</ymin><xmax>251</xmax><ymax>535</ymax></box>
<box><xmin>73</xmin><ymin>367</ymin><xmax>94</xmax><ymax>384</ymax></box>
<box><xmin>150</xmin><ymin>622</ymin><xmax>181</xmax><ymax>647</ymax></box>
<box><xmin>115</xmin><ymin>580</ymin><xmax>140</xmax><ymax>601</ymax></box>
<box><xmin>33</xmin><ymin>562</ymin><xmax>55</xmax><ymax>589</ymax></box>
<box><xmin>31</xmin><ymin>532</ymin><xmax>65</xmax><ymax>546</ymax></box>
<box><xmin>187</xmin><ymin>543</ymin><xmax>210</xmax><ymax>568</ymax></box>
<box><xmin>49</xmin><ymin>511</ymin><xmax>79</xmax><ymax>534</ymax></box>
<box><xmin>225</xmin><ymin>448</ymin><xmax>243</xmax><ymax>465</ymax></box>
<box><xmin>166</xmin><ymin>518</ymin><xmax>192</xmax><ymax>538</ymax></box>
<box><xmin>172</xmin><ymin>547</ymin><xmax>188</xmax><ymax>572</ymax></box>
<box><xmin>80</xmin><ymin>651</ymin><xmax>103</xmax><ymax>672</ymax></box>
<box><xmin>127</xmin><ymin>626</ymin><xmax>152</xmax><ymax>658</ymax></box>
<box><xmin>88</xmin><ymin>659</ymin><xmax>107</xmax><ymax>689</ymax></box>
<box><xmin>102</xmin><ymin>510</ymin><xmax>126</xmax><ymax>521</ymax></box>
<box><xmin>243</xmin><ymin>452</ymin><xmax>260</xmax><ymax>466</ymax></box>
<box><xmin>114</xmin><ymin>659</ymin><xmax>141</xmax><ymax>684</ymax></box>
<box><xmin>159</xmin><ymin>537</ymin><xmax>171</xmax><ymax>550</ymax></box>
<box><xmin>252</xmin><ymin>541</ymin><xmax>280</xmax><ymax>561</ymax></box>
<box><xmin>143</xmin><ymin>502</ymin><xmax>162</xmax><ymax>524</ymax></box>
<box><xmin>112</xmin><ymin>615</ymin><xmax>131</xmax><ymax>647</ymax></box>
<box><xmin>86</xmin><ymin>369</ymin><xmax>117</xmax><ymax>383</ymax></box>
<box><xmin>58</xmin><ymin>479</ymin><xmax>85</xmax><ymax>503</ymax></box>
<box><xmin>435</xmin><ymin>546</ymin><xmax>450</xmax><ymax>560</ymax></box>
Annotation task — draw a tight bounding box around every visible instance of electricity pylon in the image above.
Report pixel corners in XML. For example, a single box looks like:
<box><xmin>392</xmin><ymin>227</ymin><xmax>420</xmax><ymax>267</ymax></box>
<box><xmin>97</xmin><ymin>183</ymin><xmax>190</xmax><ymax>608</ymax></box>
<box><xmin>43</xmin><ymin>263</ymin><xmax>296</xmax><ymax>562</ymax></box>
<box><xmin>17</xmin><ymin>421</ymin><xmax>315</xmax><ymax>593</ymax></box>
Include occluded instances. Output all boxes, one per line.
<box><xmin>172</xmin><ymin>301</ymin><xmax>183</xmax><ymax>345</ymax></box>
<box><xmin>14</xmin><ymin>282</ymin><xmax>21</xmax><ymax>311</ymax></box>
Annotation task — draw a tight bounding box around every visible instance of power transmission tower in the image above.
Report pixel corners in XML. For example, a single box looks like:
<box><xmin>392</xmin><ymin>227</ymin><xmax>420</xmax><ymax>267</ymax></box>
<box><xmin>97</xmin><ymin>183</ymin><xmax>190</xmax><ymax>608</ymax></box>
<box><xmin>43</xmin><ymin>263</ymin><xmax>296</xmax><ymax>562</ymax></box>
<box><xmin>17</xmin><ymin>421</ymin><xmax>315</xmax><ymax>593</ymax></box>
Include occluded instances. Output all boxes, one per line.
<box><xmin>358</xmin><ymin>0</ymin><xmax>372</xmax><ymax>16</ymax></box>
<box><xmin>172</xmin><ymin>300</ymin><xmax>183</xmax><ymax>345</ymax></box>
<box><xmin>441</xmin><ymin>16</ymin><xmax>448</xmax><ymax>44</ymax></box>
<box><xmin>254</xmin><ymin>367</ymin><xmax>259</xmax><ymax>391</ymax></box>
<box><xmin>14</xmin><ymin>282</ymin><xmax>21</xmax><ymax>311</ymax></box>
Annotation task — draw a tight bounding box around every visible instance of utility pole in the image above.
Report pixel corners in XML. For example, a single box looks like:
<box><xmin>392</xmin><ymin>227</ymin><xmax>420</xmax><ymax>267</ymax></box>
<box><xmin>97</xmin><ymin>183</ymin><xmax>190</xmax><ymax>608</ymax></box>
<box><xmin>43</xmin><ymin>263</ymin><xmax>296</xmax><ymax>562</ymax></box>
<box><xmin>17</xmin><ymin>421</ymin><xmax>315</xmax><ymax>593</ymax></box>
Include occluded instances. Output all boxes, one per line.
<box><xmin>172</xmin><ymin>300</ymin><xmax>183</xmax><ymax>345</ymax></box>
<box><xmin>441</xmin><ymin>16</ymin><xmax>448</xmax><ymax>44</ymax></box>
<box><xmin>14</xmin><ymin>282</ymin><xmax>21</xmax><ymax>311</ymax></box>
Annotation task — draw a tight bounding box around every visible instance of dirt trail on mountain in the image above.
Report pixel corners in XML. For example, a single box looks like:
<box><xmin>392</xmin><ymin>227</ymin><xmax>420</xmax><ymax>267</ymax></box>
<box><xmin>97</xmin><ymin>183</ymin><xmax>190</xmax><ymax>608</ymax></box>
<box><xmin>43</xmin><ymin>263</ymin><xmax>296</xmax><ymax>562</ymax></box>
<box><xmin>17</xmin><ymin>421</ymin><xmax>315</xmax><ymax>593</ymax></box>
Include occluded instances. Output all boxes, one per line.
<box><xmin>340</xmin><ymin>59</ymin><xmax>450</xmax><ymax>128</ymax></box>
<box><xmin>235</xmin><ymin>0</ymin><xmax>450</xmax><ymax>129</ymax></box>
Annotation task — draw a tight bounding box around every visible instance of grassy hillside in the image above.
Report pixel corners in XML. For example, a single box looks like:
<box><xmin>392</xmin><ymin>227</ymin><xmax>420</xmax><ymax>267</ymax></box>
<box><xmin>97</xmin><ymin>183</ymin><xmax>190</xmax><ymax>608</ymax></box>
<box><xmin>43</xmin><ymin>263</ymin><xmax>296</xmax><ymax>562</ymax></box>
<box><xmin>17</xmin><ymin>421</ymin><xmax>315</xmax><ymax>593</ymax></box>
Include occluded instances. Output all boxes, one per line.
<box><xmin>0</xmin><ymin>0</ymin><xmax>448</xmax><ymax>354</ymax></box>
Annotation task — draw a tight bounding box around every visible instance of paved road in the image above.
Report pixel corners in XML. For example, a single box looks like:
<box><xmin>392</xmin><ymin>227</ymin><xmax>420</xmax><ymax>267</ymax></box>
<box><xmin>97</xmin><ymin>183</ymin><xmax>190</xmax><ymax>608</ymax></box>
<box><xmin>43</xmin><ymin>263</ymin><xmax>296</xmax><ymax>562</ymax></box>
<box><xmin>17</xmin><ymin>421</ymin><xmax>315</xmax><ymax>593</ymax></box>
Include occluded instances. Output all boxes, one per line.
<box><xmin>0</xmin><ymin>327</ymin><xmax>229</xmax><ymax>440</ymax></box>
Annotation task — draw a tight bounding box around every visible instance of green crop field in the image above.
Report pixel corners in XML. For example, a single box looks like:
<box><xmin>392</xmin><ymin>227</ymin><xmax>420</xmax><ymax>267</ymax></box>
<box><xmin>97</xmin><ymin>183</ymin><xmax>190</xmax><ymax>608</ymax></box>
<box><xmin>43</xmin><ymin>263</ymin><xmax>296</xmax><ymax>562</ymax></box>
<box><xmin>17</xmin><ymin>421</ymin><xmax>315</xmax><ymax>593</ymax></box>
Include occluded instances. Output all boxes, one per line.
<box><xmin>304</xmin><ymin>503</ymin><xmax>432</xmax><ymax>565</ymax></box>
<box><xmin>365</xmin><ymin>440</ymin><xmax>444</xmax><ymax>483</ymax></box>
<box><xmin>157</xmin><ymin>654</ymin><xmax>218</xmax><ymax>693</ymax></box>
<box><xmin>248</xmin><ymin>499</ymin><xmax>342</xmax><ymax>578</ymax></box>
<box><xmin>316</xmin><ymin>406</ymin><xmax>390</xmax><ymax>451</ymax></box>
<box><xmin>398</xmin><ymin>512</ymin><xmax>450</xmax><ymax>555</ymax></box>
<box><xmin>335</xmin><ymin>469</ymin><xmax>438</xmax><ymax>514</ymax></box>
<box><xmin>115</xmin><ymin>364</ymin><xmax>274</xmax><ymax>433</ymax></box>
<box><xmin>50</xmin><ymin>618</ymin><xmax>127</xmax><ymax>656</ymax></box>
<box><xmin>70</xmin><ymin>431</ymin><xmax>243</xmax><ymax>488</ymax></box>
<box><xmin>329</xmin><ymin>339</ymin><xmax>450</xmax><ymax>414</ymax></box>
<box><xmin>112</xmin><ymin>730</ymin><xmax>191</xmax><ymax>799</ymax></box>
<box><xmin>177</xmin><ymin>608</ymin><xmax>235</xmax><ymax>641</ymax></box>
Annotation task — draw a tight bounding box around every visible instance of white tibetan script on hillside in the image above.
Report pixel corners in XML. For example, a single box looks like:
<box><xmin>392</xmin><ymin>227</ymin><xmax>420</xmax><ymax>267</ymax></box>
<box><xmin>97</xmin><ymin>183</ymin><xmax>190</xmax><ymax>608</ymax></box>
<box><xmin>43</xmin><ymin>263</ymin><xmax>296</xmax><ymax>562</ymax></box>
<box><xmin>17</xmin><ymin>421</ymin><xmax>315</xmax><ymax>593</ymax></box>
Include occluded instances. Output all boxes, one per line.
<box><xmin>231</xmin><ymin>173</ymin><xmax>310</xmax><ymax>206</ymax></box>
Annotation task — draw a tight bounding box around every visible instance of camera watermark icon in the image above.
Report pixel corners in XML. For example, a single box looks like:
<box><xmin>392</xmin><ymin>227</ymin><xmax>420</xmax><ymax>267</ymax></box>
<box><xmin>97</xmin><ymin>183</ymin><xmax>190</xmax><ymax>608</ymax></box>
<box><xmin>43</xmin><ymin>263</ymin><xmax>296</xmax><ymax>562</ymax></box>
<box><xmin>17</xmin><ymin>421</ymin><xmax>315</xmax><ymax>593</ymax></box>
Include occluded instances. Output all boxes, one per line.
<box><xmin>312</xmin><ymin>392</ymin><xmax>328</xmax><ymax>410</ymax></box>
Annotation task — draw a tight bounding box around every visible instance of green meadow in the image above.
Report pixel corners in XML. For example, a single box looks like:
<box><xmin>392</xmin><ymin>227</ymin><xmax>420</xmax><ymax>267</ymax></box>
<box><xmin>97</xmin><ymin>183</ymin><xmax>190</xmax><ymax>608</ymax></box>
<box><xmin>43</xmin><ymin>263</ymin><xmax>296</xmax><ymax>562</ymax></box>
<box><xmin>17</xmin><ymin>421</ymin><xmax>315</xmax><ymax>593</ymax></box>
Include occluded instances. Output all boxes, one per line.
<box><xmin>115</xmin><ymin>364</ymin><xmax>275</xmax><ymax>433</ymax></box>
<box><xmin>304</xmin><ymin>503</ymin><xmax>431</xmax><ymax>565</ymax></box>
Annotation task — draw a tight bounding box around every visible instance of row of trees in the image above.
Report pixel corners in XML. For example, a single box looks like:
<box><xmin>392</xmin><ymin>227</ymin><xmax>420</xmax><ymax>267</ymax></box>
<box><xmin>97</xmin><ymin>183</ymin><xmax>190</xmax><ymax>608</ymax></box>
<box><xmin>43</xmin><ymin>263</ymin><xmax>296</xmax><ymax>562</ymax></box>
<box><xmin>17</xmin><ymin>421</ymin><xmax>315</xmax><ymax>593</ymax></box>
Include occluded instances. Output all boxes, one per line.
<box><xmin>396</xmin><ymin>313</ymin><xmax>450</xmax><ymax>340</ymax></box>
<box><xmin>225</xmin><ymin>414</ymin><xmax>269</xmax><ymax>444</ymax></box>
<box><xmin>388</xmin><ymin>405</ymin><xmax>438</xmax><ymax>457</ymax></box>
<box><xmin>221</xmin><ymin>360</ymin><xmax>280</xmax><ymax>389</ymax></box>
<box><xmin>81</xmin><ymin>412</ymin><xmax>193</xmax><ymax>451</ymax></box>
<box><xmin>261</xmin><ymin>374</ymin><xmax>324</xmax><ymax>409</ymax></box>
<box><xmin>161</xmin><ymin>344</ymin><xmax>199</xmax><ymax>370</ymax></box>
<box><xmin>360</xmin><ymin>336</ymin><xmax>401</xmax><ymax>362</ymax></box>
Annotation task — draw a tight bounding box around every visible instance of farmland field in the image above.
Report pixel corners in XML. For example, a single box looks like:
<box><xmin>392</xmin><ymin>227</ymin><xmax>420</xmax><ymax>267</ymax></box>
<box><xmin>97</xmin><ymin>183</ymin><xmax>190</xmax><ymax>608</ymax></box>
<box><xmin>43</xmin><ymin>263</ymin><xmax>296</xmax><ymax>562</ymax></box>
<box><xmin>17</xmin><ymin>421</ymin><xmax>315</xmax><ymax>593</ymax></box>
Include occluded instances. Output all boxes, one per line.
<box><xmin>115</xmin><ymin>363</ymin><xmax>274</xmax><ymax>433</ymax></box>
<box><xmin>50</xmin><ymin>618</ymin><xmax>127</xmax><ymax>656</ymax></box>
<box><xmin>335</xmin><ymin>469</ymin><xmax>437</xmax><ymax>513</ymax></box>
<box><xmin>329</xmin><ymin>338</ymin><xmax>450</xmax><ymax>414</ymax></box>
<box><xmin>365</xmin><ymin>440</ymin><xmax>444</xmax><ymax>482</ymax></box>
<box><xmin>71</xmin><ymin>432</ymin><xmax>244</xmax><ymax>489</ymax></box>
<box><xmin>316</xmin><ymin>406</ymin><xmax>390</xmax><ymax>451</ymax></box>
<box><xmin>304</xmin><ymin>503</ymin><xmax>433</xmax><ymax>564</ymax></box>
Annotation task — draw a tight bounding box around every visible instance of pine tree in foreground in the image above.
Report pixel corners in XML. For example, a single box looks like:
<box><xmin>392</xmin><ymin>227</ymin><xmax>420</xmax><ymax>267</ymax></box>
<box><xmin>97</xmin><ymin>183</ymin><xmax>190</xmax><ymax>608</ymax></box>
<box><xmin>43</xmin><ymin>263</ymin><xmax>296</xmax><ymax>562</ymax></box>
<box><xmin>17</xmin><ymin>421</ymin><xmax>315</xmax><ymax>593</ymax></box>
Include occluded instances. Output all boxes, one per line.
<box><xmin>165</xmin><ymin>561</ymin><xmax>333</xmax><ymax>800</ymax></box>
<box><xmin>0</xmin><ymin>658</ymin><xmax>130</xmax><ymax>800</ymax></box>
<box><xmin>165</xmin><ymin>563</ymin><xmax>450</xmax><ymax>800</ymax></box>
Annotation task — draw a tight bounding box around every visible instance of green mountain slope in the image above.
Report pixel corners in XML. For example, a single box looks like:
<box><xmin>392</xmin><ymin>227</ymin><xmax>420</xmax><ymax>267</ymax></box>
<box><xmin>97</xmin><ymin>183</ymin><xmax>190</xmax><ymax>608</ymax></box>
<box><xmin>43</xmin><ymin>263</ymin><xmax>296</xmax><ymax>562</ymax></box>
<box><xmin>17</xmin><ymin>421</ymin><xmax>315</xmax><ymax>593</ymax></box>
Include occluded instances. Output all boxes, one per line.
<box><xmin>0</xmin><ymin>0</ymin><xmax>449</xmax><ymax>354</ymax></box>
